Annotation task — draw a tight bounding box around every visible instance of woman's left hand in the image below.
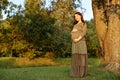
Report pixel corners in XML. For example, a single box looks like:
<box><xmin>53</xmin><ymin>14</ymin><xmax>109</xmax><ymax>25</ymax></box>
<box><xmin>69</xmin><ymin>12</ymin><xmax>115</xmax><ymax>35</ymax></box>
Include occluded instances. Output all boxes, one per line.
<box><xmin>73</xmin><ymin>36</ymin><xmax>82</xmax><ymax>43</ymax></box>
<box><xmin>73</xmin><ymin>39</ymin><xmax>79</xmax><ymax>43</ymax></box>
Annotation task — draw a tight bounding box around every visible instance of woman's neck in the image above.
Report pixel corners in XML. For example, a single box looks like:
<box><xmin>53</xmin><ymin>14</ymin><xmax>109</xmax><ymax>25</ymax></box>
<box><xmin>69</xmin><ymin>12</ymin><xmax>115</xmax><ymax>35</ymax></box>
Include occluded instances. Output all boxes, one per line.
<box><xmin>78</xmin><ymin>20</ymin><xmax>82</xmax><ymax>24</ymax></box>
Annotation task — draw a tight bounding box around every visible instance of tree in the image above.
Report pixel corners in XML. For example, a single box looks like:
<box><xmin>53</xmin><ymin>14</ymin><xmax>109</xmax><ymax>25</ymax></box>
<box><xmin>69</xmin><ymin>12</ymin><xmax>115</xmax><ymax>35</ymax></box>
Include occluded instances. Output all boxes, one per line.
<box><xmin>50</xmin><ymin>0</ymin><xmax>82</xmax><ymax>29</ymax></box>
<box><xmin>0</xmin><ymin>0</ymin><xmax>9</xmax><ymax>19</ymax></box>
<box><xmin>20</xmin><ymin>0</ymin><xmax>58</xmax><ymax>58</ymax></box>
<box><xmin>25</xmin><ymin>0</ymin><xmax>43</xmax><ymax>15</ymax></box>
<box><xmin>24</xmin><ymin>0</ymin><xmax>72</xmax><ymax>58</ymax></box>
<box><xmin>1</xmin><ymin>0</ymin><xmax>101</xmax><ymax>59</ymax></box>
<box><xmin>92</xmin><ymin>0</ymin><xmax>120</xmax><ymax>73</ymax></box>
<box><xmin>42</xmin><ymin>0</ymin><xmax>83</xmax><ymax>57</ymax></box>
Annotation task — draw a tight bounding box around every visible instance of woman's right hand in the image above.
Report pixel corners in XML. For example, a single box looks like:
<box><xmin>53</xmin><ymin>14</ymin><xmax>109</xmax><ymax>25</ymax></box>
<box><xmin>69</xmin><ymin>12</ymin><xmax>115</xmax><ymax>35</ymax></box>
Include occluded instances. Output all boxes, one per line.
<box><xmin>73</xmin><ymin>36</ymin><xmax>82</xmax><ymax>43</ymax></box>
<box><xmin>72</xmin><ymin>28</ymin><xmax>78</xmax><ymax>32</ymax></box>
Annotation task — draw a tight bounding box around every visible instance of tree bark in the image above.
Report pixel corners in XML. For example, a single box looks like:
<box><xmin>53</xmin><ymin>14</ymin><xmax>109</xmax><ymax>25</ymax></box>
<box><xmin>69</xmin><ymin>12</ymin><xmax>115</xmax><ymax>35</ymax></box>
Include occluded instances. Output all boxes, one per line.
<box><xmin>92</xmin><ymin>0</ymin><xmax>109</xmax><ymax>63</ymax></box>
<box><xmin>92</xmin><ymin>0</ymin><xmax>120</xmax><ymax>73</ymax></box>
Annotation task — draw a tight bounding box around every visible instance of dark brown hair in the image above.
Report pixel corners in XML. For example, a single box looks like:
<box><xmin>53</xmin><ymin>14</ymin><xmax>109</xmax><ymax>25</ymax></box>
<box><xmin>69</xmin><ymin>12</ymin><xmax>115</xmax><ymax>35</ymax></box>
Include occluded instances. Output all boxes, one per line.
<box><xmin>74</xmin><ymin>12</ymin><xmax>85</xmax><ymax>24</ymax></box>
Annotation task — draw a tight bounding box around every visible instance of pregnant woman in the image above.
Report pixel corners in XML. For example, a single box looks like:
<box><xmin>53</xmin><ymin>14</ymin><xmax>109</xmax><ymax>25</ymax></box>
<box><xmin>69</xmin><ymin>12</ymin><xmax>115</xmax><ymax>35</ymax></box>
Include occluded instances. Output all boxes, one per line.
<box><xmin>70</xmin><ymin>12</ymin><xmax>88</xmax><ymax>78</ymax></box>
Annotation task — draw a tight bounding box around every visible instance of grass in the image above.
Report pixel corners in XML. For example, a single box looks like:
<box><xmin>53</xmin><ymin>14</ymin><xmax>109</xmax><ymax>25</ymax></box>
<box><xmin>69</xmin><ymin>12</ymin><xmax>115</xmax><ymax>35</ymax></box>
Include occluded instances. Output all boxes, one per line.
<box><xmin>0</xmin><ymin>57</ymin><xmax>58</xmax><ymax>68</ymax></box>
<box><xmin>0</xmin><ymin>57</ymin><xmax>120</xmax><ymax>80</ymax></box>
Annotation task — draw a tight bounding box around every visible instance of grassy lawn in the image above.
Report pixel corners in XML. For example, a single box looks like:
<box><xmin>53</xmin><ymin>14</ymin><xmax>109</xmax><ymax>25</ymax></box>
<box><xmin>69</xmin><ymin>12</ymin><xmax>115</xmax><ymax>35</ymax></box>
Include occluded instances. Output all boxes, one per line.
<box><xmin>0</xmin><ymin>57</ymin><xmax>120</xmax><ymax>80</ymax></box>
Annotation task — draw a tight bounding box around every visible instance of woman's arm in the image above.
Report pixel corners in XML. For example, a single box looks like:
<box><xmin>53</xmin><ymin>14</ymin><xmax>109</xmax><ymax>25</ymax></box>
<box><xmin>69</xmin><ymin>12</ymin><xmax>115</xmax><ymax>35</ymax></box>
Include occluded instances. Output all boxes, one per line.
<box><xmin>73</xmin><ymin>36</ymin><xmax>82</xmax><ymax>43</ymax></box>
<box><xmin>71</xmin><ymin>28</ymin><xmax>78</xmax><ymax>32</ymax></box>
<box><xmin>73</xmin><ymin>23</ymin><xmax>86</xmax><ymax>43</ymax></box>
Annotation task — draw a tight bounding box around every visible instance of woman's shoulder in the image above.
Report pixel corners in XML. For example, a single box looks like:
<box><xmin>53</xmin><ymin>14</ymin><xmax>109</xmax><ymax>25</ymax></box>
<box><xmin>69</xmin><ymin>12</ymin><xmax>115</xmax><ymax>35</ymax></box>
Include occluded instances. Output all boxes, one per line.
<box><xmin>75</xmin><ymin>22</ymin><xmax>85</xmax><ymax>27</ymax></box>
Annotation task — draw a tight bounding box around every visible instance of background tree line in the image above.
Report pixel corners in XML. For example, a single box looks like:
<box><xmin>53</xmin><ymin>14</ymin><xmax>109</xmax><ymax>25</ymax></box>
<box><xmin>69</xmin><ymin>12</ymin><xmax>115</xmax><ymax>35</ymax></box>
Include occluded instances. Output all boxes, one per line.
<box><xmin>0</xmin><ymin>0</ymin><xmax>99</xmax><ymax>59</ymax></box>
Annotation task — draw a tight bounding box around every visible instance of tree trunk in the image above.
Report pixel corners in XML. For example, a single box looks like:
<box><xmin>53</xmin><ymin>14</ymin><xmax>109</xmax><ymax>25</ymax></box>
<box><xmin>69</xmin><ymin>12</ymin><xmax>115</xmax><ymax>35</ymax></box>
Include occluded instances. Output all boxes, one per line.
<box><xmin>92</xmin><ymin>0</ymin><xmax>120</xmax><ymax>73</ymax></box>
<box><xmin>92</xmin><ymin>0</ymin><xmax>109</xmax><ymax>63</ymax></box>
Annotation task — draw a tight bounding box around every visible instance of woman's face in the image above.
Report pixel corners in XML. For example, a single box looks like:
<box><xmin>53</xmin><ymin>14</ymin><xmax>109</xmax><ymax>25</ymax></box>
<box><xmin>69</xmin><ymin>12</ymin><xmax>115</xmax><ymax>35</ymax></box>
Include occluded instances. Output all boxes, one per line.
<box><xmin>74</xmin><ymin>14</ymin><xmax>81</xmax><ymax>22</ymax></box>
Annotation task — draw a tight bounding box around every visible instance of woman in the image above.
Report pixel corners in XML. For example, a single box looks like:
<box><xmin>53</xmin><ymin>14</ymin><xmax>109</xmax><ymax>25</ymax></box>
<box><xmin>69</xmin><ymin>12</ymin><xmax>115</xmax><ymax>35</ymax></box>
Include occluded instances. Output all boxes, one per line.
<box><xmin>70</xmin><ymin>12</ymin><xmax>88</xmax><ymax>77</ymax></box>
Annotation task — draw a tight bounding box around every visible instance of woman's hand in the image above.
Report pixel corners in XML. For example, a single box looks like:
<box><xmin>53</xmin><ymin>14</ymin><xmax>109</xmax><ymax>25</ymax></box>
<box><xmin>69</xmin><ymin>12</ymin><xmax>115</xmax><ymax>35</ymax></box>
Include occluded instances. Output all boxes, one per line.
<box><xmin>72</xmin><ymin>28</ymin><xmax>78</xmax><ymax>32</ymax></box>
<box><xmin>73</xmin><ymin>39</ymin><xmax>79</xmax><ymax>43</ymax></box>
<box><xmin>73</xmin><ymin>36</ymin><xmax>82</xmax><ymax>43</ymax></box>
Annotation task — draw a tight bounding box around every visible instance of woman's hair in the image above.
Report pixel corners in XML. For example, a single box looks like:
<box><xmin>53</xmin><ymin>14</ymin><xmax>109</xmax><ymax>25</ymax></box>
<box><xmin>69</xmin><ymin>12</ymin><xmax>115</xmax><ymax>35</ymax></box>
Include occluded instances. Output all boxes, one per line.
<box><xmin>74</xmin><ymin>12</ymin><xmax>85</xmax><ymax>24</ymax></box>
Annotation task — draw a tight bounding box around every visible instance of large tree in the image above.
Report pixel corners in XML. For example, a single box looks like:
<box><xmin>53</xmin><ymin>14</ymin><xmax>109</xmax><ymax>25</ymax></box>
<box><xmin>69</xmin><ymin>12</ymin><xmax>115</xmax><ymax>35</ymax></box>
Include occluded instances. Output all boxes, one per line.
<box><xmin>92</xmin><ymin>0</ymin><xmax>120</xmax><ymax>73</ymax></box>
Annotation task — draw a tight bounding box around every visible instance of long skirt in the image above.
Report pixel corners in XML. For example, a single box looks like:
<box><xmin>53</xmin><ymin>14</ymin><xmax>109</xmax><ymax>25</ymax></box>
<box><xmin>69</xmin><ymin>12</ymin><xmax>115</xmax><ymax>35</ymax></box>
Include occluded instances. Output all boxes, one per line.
<box><xmin>70</xmin><ymin>54</ymin><xmax>88</xmax><ymax>77</ymax></box>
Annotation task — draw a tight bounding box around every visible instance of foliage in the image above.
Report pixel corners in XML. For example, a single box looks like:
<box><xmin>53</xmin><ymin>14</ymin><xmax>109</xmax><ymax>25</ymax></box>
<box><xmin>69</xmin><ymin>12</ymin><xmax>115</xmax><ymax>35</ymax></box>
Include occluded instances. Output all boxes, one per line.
<box><xmin>0</xmin><ymin>0</ymin><xmax>9</xmax><ymax>19</ymax></box>
<box><xmin>0</xmin><ymin>57</ymin><xmax>57</xmax><ymax>68</ymax></box>
<box><xmin>0</xmin><ymin>0</ymin><xmax>100</xmax><ymax>58</ymax></box>
<box><xmin>86</xmin><ymin>19</ymin><xmax>100</xmax><ymax>57</ymax></box>
<box><xmin>53</xmin><ymin>27</ymin><xmax>71</xmax><ymax>57</ymax></box>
